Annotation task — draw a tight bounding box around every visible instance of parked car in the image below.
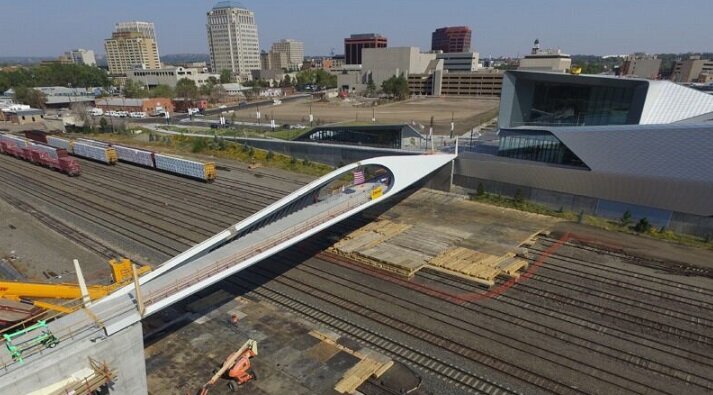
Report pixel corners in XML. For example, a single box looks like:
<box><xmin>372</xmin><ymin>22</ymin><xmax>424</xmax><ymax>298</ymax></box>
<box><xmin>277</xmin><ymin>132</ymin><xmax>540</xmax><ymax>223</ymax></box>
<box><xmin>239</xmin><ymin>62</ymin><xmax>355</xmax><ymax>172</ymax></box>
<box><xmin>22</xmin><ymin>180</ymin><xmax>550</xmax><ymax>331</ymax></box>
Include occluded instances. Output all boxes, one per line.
<box><xmin>87</xmin><ymin>108</ymin><xmax>103</xmax><ymax>116</ymax></box>
<box><xmin>129</xmin><ymin>112</ymin><xmax>147</xmax><ymax>119</ymax></box>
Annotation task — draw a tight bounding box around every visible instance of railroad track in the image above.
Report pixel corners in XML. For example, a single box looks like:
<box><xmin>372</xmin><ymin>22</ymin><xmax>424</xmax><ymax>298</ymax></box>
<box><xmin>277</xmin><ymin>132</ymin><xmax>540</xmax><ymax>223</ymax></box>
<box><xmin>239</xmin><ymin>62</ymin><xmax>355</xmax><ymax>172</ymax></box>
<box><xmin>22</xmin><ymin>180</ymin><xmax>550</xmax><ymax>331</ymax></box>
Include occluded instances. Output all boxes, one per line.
<box><xmin>265</xmin><ymin>251</ymin><xmax>712</xmax><ymax>394</ymax></box>
<box><xmin>225</xmin><ymin>275</ymin><xmax>526</xmax><ymax>395</ymax></box>
<box><xmin>538</xmin><ymin>236</ymin><xmax>713</xmax><ymax>280</ymax></box>
<box><xmin>0</xmin><ymin>160</ymin><xmax>186</xmax><ymax>258</ymax></box>
<box><xmin>0</xmin><ymin>189</ymin><xmax>119</xmax><ymax>261</ymax></box>
<box><xmin>417</xmin><ymin>268</ymin><xmax>713</xmax><ymax>378</ymax></box>
<box><xmin>530</xmin><ymin>240</ymin><xmax>713</xmax><ymax>300</ymax></box>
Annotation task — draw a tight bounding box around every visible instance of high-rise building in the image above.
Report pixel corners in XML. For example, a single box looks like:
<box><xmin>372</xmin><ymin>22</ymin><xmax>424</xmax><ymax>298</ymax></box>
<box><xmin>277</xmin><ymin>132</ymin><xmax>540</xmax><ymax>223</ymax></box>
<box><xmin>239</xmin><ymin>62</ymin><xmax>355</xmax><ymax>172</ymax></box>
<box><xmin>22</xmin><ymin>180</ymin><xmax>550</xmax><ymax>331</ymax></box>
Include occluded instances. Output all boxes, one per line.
<box><xmin>206</xmin><ymin>1</ymin><xmax>261</xmax><ymax>78</ymax></box>
<box><xmin>260</xmin><ymin>50</ymin><xmax>288</xmax><ymax>71</ymax></box>
<box><xmin>271</xmin><ymin>39</ymin><xmax>304</xmax><ymax>70</ymax></box>
<box><xmin>670</xmin><ymin>56</ymin><xmax>713</xmax><ymax>83</ymax></box>
<box><xmin>65</xmin><ymin>49</ymin><xmax>97</xmax><ymax>66</ymax></box>
<box><xmin>344</xmin><ymin>34</ymin><xmax>387</xmax><ymax>65</ymax></box>
<box><xmin>104</xmin><ymin>21</ymin><xmax>161</xmax><ymax>77</ymax></box>
<box><xmin>431</xmin><ymin>26</ymin><xmax>472</xmax><ymax>53</ymax></box>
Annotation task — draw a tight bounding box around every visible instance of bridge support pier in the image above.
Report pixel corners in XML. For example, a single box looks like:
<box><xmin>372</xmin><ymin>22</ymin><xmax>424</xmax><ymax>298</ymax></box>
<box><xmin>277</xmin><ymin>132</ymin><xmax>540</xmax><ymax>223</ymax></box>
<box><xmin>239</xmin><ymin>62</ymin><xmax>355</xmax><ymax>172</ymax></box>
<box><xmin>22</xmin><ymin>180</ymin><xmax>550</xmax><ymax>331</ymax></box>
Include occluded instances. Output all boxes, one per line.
<box><xmin>0</xmin><ymin>322</ymin><xmax>147</xmax><ymax>394</ymax></box>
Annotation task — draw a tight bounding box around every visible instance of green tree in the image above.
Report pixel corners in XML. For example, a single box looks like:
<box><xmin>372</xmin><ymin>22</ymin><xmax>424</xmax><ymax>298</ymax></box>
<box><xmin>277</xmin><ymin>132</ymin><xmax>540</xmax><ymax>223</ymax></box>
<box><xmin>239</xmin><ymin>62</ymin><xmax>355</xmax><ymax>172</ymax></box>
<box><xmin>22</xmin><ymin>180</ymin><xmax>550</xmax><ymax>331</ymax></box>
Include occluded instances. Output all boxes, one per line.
<box><xmin>99</xmin><ymin>117</ymin><xmax>109</xmax><ymax>132</ymax></box>
<box><xmin>150</xmin><ymin>84</ymin><xmax>174</xmax><ymax>98</ymax></box>
<box><xmin>220</xmin><ymin>69</ymin><xmax>232</xmax><ymax>83</ymax></box>
<box><xmin>476</xmin><ymin>182</ymin><xmax>485</xmax><ymax>196</ymax></box>
<box><xmin>209</xmin><ymin>84</ymin><xmax>227</xmax><ymax>104</ymax></box>
<box><xmin>199</xmin><ymin>76</ymin><xmax>218</xmax><ymax>96</ymax></box>
<box><xmin>634</xmin><ymin>218</ymin><xmax>652</xmax><ymax>233</ymax></box>
<box><xmin>13</xmin><ymin>86</ymin><xmax>46</xmax><ymax>108</ymax></box>
<box><xmin>620</xmin><ymin>210</ymin><xmax>633</xmax><ymax>227</ymax></box>
<box><xmin>123</xmin><ymin>79</ymin><xmax>147</xmax><ymax>98</ymax></box>
<box><xmin>366</xmin><ymin>74</ymin><xmax>376</xmax><ymax>96</ymax></box>
<box><xmin>281</xmin><ymin>74</ymin><xmax>292</xmax><ymax>87</ymax></box>
<box><xmin>175</xmin><ymin>78</ymin><xmax>198</xmax><ymax>99</ymax></box>
<box><xmin>381</xmin><ymin>73</ymin><xmax>409</xmax><ymax>100</ymax></box>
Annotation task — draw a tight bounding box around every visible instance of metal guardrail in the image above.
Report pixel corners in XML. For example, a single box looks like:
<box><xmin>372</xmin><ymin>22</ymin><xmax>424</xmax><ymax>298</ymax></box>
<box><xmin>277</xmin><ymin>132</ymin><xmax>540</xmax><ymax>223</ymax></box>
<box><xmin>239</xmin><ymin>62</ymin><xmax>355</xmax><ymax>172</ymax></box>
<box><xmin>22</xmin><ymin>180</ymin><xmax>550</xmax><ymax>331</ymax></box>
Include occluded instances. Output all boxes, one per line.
<box><xmin>143</xmin><ymin>191</ymin><xmax>372</xmax><ymax>306</ymax></box>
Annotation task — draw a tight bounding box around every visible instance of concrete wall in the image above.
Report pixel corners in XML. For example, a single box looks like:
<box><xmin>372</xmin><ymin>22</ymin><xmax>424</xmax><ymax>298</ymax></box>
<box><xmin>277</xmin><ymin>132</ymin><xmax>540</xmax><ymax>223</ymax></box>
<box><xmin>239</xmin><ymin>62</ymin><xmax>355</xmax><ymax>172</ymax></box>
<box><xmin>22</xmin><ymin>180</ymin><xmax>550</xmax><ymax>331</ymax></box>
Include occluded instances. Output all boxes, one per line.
<box><xmin>230</xmin><ymin>137</ymin><xmax>417</xmax><ymax>167</ymax></box>
<box><xmin>362</xmin><ymin>47</ymin><xmax>437</xmax><ymax>87</ymax></box>
<box><xmin>0</xmin><ymin>323</ymin><xmax>147</xmax><ymax>394</ymax></box>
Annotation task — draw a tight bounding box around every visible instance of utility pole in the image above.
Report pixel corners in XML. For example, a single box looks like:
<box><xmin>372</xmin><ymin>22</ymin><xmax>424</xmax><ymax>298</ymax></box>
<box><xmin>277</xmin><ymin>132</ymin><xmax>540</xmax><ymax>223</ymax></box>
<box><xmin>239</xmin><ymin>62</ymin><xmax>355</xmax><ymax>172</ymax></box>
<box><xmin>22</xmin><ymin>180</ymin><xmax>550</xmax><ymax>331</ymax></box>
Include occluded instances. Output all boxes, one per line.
<box><xmin>256</xmin><ymin>104</ymin><xmax>261</xmax><ymax>126</ymax></box>
<box><xmin>309</xmin><ymin>102</ymin><xmax>313</xmax><ymax>126</ymax></box>
<box><xmin>372</xmin><ymin>107</ymin><xmax>376</xmax><ymax>123</ymax></box>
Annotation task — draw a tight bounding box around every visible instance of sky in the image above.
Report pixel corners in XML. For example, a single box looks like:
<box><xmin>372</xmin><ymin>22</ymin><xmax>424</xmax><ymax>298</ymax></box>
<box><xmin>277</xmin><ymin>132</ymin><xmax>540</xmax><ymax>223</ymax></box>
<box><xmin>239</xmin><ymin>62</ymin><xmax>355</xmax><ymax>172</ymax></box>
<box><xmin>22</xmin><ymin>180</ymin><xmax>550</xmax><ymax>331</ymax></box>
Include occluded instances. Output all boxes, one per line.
<box><xmin>1</xmin><ymin>0</ymin><xmax>712</xmax><ymax>58</ymax></box>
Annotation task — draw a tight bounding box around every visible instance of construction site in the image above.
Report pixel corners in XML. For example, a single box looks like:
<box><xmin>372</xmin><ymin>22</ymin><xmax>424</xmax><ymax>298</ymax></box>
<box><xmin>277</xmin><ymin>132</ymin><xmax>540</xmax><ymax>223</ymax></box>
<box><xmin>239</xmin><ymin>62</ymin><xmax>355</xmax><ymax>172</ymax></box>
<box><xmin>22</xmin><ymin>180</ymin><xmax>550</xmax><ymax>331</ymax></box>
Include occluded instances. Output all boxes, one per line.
<box><xmin>0</xmin><ymin>128</ymin><xmax>712</xmax><ymax>395</ymax></box>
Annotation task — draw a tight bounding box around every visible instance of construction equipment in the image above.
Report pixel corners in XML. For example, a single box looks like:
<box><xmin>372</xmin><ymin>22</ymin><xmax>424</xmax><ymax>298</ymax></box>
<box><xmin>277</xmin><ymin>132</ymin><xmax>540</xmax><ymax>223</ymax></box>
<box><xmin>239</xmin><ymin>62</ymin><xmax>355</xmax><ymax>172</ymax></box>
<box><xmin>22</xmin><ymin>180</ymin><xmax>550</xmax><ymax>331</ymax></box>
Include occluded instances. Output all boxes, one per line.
<box><xmin>3</xmin><ymin>320</ymin><xmax>59</xmax><ymax>363</ymax></box>
<box><xmin>0</xmin><ymin>259</ymin><xmax>151</xmax><ymax>314</ymax></box>
<box><xmin>200</xmin><ymin>339</ymin><xmax>258</xmax><ymax>394</ymax></box>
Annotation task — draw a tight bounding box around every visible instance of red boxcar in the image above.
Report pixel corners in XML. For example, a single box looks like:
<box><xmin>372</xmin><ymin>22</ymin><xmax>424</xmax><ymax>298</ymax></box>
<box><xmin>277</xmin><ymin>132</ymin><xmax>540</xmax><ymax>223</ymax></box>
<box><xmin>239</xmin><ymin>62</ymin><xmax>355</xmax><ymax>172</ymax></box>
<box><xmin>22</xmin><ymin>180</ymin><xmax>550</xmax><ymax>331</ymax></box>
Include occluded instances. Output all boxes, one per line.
<box><xmin>23</xmin><ymin>129</ymin><xmax>49</xmax><ymax>144</ymax></box>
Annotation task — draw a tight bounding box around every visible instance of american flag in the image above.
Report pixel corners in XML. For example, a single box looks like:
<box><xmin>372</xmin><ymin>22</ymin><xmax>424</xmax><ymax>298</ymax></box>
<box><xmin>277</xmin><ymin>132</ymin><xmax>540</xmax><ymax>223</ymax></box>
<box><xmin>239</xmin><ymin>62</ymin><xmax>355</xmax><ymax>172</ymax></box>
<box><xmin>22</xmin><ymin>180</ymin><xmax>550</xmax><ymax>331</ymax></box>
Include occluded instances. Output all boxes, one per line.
<box><xmin>353</xmin><ymin>170</ymin><xmax>365</xmax><ymax>185</ymax></box>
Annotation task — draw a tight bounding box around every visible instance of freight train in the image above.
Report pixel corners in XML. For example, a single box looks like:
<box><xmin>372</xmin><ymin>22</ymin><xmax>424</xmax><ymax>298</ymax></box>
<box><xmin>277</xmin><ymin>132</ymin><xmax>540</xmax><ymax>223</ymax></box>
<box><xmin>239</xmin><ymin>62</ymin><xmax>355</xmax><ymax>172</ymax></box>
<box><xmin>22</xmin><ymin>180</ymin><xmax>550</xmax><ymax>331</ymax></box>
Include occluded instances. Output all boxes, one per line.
<box><xmin>0</xmin><ymin>133</ymin><xmax>81</xmax><ymax>176</ymax></box>
<box><xmin>25</xmin><ymin>131</ymin><xmax>216</xmax><ymax>182</ymax></box>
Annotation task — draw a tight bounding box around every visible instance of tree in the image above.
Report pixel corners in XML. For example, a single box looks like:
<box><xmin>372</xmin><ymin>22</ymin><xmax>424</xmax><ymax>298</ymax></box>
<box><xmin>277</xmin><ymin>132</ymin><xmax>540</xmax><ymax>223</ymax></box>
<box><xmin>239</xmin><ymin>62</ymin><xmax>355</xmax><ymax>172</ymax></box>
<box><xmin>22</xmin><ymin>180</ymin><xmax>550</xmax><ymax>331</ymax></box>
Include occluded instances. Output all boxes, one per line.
<box><xmin>220</xmin><ymin>69</ymin><xmax>232</xmax><ymax>84</ymax></box>
<box><xmin>13</xmin><ymin>86</ymin><xmax>46</xmax><ymax>108</ymax></box>
<box><xmin>620</xmin><ymin>210</ymin><xmax>633</xmax><ymax>227</ymax></box>
<box><xmin>199</xmin><ymin>76</ymin><xmax>218</xmax><ymax>96</ymax></box>
<box><xmin>634</xmin><ymin>218</ymin><xmax>652</xmax><ymax>233</ymax></box>
<box><xmin>99</xmin><ymin>117</ymin><xmax>109</xmax><ymax>132</ymax></box>
<box><xmin>123</xmin><ymin>79</ymin><xmax>147</xmax><ymax>98</ymax></box>
<box><xmin>476</xmin><ymin>182</ymin><xmax>485</xmax><ymax>196</ymax></box>
<box><xmin>175</xmin><ymin>78</ymin><xmax>198</xmax><ymax>100</ymax></box>
<box><xmin>381</xmin><ymin>73</ymin><xmax>409</xmax><ymax>100</ymax></box>
<box><xmin>366</xmin><ymin>73</ymin><xmax>376</xmax><ymax>97</ymax></box>
<box><xmin>281</xmin><ymin>74</ymin><xmax>292</xmax><ymax>87</ymax></box>
<box><xmin>150</xmin><ymin>84</ymin><xmax>174</xmax><ymax>98</ymax></box>
<box><xmin>209</xmin><ymin>85</ymin><xmax>227</xmax><ymax>104</ymax></box>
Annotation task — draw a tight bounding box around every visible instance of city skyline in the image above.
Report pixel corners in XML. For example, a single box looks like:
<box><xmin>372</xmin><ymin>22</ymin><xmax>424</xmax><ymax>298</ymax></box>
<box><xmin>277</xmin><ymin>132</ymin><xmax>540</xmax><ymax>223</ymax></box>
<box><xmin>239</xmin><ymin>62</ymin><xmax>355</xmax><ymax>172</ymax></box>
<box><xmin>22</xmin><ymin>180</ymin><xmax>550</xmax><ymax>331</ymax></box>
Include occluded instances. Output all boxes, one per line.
<box><xmin>1</xmin><ymin>0</ymin><xmax>712</xmax><ymax>59</ymax></box>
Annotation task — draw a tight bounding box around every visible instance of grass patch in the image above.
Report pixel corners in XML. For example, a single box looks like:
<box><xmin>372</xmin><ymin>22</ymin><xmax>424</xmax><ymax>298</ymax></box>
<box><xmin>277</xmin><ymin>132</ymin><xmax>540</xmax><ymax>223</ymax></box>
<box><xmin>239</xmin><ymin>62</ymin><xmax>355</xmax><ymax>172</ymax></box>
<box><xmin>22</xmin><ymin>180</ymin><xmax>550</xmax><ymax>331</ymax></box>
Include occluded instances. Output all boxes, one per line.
<box><xmin>82</xmin><ymin>131</ymin><xmax>333</xmax><ymax>177</ymax></box>
<box><xmin>470</xmin><ymin>192</ymin><xmax>713</xmax><ymax>251</ymax></box>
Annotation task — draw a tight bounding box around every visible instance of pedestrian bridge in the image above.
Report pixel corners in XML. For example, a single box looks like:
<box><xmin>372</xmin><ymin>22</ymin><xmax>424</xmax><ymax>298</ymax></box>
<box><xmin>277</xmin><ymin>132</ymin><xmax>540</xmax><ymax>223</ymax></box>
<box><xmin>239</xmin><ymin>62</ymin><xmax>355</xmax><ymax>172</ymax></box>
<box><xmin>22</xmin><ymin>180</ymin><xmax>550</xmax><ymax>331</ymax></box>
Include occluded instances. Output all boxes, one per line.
<box><xmin>0</xmin><ymin>154</ymin><xmax>454</xmax><ymax>393</ymax></box>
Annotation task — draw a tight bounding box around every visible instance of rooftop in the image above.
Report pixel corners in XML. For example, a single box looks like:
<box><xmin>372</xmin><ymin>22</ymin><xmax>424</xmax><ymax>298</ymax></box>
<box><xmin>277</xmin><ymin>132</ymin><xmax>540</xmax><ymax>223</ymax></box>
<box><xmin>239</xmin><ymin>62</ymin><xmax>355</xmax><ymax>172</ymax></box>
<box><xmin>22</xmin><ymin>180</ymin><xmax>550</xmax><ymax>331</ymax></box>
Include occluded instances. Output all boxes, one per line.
<box><xmin>212</xmin><ymin>1</ymin><xmax>246</xmax><ymax>9</ymax></box>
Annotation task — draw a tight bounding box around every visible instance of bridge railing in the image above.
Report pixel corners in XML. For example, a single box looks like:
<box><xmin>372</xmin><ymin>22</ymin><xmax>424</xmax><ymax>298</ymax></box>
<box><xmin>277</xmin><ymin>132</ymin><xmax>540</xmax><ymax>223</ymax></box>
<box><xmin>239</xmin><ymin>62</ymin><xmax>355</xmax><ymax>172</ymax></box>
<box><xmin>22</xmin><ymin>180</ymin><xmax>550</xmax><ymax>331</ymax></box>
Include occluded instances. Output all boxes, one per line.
<box><xmin>142</xmin><ymin>190</ymin><xmax>373</xmax><ymax>307</ymax></box>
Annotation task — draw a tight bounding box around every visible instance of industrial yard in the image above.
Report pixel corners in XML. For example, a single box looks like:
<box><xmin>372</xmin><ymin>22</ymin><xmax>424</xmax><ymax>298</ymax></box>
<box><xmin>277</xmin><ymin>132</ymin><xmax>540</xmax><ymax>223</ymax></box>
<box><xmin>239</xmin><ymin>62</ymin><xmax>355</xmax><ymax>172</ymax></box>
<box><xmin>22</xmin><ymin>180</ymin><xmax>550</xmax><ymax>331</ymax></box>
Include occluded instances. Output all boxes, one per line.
<box><xmin>0</xmin><ymin>141</ymin><xmax>712</xmax><ymax>394</ymax></box>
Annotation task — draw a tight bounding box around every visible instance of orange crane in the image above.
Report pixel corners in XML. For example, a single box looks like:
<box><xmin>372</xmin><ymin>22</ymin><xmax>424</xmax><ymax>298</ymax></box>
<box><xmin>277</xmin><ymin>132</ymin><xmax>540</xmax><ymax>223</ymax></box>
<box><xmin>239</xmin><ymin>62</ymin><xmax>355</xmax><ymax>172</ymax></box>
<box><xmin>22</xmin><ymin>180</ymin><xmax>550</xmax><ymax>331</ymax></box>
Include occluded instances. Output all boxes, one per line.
<box><xmin>200</xmin><ymin>339</ymin><xmax>258</xmax><ymax>394</ymax></box>
<box><xmin>0</xmin><ymin>259</ymin><xmax>150</xmax><ymax>313</ymax></box>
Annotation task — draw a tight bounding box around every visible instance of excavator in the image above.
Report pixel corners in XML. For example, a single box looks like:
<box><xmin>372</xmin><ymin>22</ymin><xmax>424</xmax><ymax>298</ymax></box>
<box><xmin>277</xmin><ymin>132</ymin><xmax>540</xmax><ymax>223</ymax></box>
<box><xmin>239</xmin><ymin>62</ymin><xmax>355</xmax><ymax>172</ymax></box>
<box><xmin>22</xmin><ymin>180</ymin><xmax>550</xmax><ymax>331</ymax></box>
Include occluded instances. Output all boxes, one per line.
<box><xmin>0</xmin><ymin>258</ymin><xmax>151</xmax><ymax>314</ymax></box>
<box><xmin>199</xmin><ymin>339</ymin><xmax>258</xmax><ymax>394</ymax></box>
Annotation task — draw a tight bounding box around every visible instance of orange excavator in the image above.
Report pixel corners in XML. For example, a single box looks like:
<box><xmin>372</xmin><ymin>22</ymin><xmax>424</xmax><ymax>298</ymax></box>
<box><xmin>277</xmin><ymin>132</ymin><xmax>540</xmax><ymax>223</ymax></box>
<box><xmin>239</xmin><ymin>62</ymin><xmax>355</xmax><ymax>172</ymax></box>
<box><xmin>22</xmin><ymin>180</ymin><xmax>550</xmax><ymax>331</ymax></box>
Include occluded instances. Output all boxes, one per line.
<box><xmin>199</xmin><ymin>339</ymin><xmax>258</xmax><ymax>394</ymax></box>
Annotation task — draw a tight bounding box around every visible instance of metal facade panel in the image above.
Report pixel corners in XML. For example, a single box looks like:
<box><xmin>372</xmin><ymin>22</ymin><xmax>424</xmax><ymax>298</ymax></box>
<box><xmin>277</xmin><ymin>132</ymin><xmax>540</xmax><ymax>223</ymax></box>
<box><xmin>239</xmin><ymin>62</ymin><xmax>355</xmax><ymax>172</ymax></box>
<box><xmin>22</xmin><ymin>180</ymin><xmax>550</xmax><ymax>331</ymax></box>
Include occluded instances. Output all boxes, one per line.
<box><xmin>456</xmin><ymin>153</ymin><xmax>713</xmax><ymax>216</ymax></box>
<box><xmin>641</xmin><ymin>81</ymin><xmax>713</xmax><ymax>124</ymax></box>
<box><xmin>543</xmin><ymin>123</ymin><xmax>713</xmax><ymax>183</ymax></box>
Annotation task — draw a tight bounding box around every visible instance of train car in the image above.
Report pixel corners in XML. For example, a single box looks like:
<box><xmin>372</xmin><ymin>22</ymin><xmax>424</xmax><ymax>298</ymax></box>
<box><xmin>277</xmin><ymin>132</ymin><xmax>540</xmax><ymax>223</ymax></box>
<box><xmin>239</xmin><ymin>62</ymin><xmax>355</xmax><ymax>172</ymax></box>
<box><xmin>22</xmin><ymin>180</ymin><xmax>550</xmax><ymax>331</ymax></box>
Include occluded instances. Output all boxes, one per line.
<box><xmin>112</xmin><ymin>144</ymin><xmax>155</xmax><ymax>167</ymax></box>
<box><xmin>76</xmin><ymin>138</ymin><xmax>110</xmax><ymax>148</ymax></box>
<box><xmin>46</xmin><ymin>136</ymin><xmax>72</xmax><ymax>152</ymax></box>
<box><xmin>23</xmin><ymin>130</ymin><xmax>50</xmax><ymax>144</ymax></box>
<box><xmin>0</xmin><ymin>134</ymin><xmax>80</xmax><ymax>176</ymax></box>
<box><xmin>153</xmin><ymin>153</ymin><xmax>216</xmax><ymax>182</ymax></box>
<box><xmin>71</xmin><ymin>142</ymin><xmax>118</xmax><ymax>165</ymax></box>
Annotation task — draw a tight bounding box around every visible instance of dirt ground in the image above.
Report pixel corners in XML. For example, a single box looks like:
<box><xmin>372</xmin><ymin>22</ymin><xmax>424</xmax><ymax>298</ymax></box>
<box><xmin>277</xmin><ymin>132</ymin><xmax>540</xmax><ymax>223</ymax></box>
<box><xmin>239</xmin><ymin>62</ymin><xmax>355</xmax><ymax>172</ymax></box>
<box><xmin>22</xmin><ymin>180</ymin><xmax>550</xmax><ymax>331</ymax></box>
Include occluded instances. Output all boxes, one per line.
<box><xmin>217</xmin><ymin>96</ymin><xmax>499</xmax><ymax>135</ymax></box>
<box><xmin>0</xmin><ymin>198</ymin><xmax>107</xmax><ymax>283</ymax></box>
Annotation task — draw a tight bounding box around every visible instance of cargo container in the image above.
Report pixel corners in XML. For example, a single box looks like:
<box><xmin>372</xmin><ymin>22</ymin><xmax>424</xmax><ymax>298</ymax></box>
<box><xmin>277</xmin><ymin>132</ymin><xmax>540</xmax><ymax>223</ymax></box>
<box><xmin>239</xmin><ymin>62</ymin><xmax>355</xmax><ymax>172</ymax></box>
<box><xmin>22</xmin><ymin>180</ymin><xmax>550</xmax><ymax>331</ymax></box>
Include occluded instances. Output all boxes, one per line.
<box><xmin>47</xmin><ymin>136</ymin><xmax>72</xmax><ymax>151</ymax></box>
<box><xmin>29</xmin><ymin>142</ymin><xmax>59</xmax><ymax>160</ymax></box>
<box><xmin>113</xmin><ymin>145</ymin><xmax>155</xmax><ymax>167</ymax></box>
<box><xmin>154</xmin><ymin>153</ymin><xmax>216</xmax><ymax>181</ymax></box>
<box><xmin>71</xmin><ymin>142</ymin><xmax>118</xmax><ymax>165</ymax></box>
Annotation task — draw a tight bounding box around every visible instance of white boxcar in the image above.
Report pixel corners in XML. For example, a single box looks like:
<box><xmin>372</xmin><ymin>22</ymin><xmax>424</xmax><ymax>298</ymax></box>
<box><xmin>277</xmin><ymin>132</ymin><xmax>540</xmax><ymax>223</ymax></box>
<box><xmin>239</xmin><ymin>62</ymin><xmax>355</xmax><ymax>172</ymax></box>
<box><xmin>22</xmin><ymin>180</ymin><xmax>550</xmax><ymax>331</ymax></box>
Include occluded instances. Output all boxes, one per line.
<box><xmin>30</xmin><ymin>142</ymin><xmax>59</xmax><ymax>159</ymax></box>
<box><xmin>113</xmin><ymin>145</ymin><xmax>154</xmax><ymax>167</ymax></box>
<box><xmin>72</xmin><ymin>142</ymin><xmax>117</xmax><ymax>164</ymax></box>
<box><xmin>154</xmin><ymin>153</ymin><xmax>215</xmax><ymax>181</ymax></box>
<box><xmin>0</xmin><ymin>134</ymin><xmax>29</xmax><ymax>149</ymax></box>
<box><xmin>47</xmin><ymin>136</ymin><xmax>71</xmax><ymax>151</ymax></box>
<box><xmin>76</xmin><ymin>138</ymin><xmax>109</xmax><ymax>148</ymax></box>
